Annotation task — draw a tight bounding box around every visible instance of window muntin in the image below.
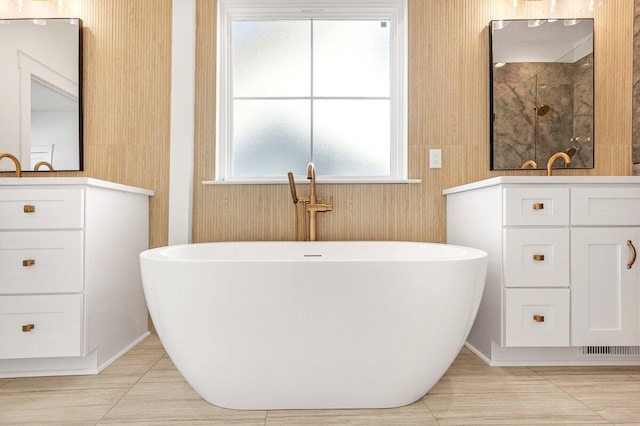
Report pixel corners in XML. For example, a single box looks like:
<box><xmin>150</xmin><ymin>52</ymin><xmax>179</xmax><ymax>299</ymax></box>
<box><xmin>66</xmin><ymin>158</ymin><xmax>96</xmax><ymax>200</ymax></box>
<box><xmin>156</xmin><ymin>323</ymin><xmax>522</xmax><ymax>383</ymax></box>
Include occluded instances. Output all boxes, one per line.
<box><xmin>217</xmin><ymin>1</ymin><xmax>407</xmax><ymax>181</ymax></box>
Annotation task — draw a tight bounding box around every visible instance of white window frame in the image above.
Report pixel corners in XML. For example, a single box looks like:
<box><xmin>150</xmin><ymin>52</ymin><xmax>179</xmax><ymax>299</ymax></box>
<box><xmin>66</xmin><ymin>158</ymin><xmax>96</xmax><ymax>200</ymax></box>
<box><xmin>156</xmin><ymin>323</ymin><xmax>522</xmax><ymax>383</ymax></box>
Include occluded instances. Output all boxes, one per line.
<box><xmin>215</xmin><ymin>0</ymin><xmax>408</xmax><ymax>183</ymax></box>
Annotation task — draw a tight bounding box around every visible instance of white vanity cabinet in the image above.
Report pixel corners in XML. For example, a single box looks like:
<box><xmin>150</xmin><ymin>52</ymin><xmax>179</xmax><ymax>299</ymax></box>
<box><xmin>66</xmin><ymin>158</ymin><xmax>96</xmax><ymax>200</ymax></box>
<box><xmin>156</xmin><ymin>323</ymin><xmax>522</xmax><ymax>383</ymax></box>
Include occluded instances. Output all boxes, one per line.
<box><xmin>570</xmin><ymin>187</ymin><xmax>640</xmax><ymax>346</ymax></box>
<box><xmin>444</xmin><ymin>177</ymin><xmax>640</xmax><ymax>366</ymax></box>
<box><xmin>0</xmin><ymin>178</ymin><xmax>153</xmax><ymax>377</ymax></box>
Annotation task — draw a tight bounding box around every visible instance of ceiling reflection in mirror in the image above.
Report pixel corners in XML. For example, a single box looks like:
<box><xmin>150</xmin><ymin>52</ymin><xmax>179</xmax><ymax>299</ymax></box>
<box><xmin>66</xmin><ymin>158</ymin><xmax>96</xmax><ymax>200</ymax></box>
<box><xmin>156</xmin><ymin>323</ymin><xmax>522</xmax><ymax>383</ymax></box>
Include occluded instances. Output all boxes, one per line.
<box><xmin>0</xmin><ymin>18</ymin><xmax>82</xmax><ymax>172</ymax></box>
<box><xmin>490</xmin><ymin>19</ymin><xmax>594</xmax><ymax>171</ymax></box>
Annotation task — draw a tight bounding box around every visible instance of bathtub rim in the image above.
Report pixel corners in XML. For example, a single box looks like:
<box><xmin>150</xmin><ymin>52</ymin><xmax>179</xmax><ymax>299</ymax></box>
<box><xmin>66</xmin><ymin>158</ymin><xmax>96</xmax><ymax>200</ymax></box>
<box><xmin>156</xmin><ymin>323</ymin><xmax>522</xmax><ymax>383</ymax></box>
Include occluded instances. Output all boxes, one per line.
<box><xmin>140</xmin><ymin>240</ymin><xmax>488</xmax><ymax>264</ymax></box>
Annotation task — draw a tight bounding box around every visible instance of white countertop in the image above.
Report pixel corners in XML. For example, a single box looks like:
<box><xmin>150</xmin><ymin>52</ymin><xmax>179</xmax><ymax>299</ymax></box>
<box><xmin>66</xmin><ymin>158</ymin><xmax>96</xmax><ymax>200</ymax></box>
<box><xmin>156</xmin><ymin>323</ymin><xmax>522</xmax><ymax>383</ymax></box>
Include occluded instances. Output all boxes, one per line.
<box><xmin>0</xmin><ymin>177</ymin><xmax>154</xmax><ymax>196</ymax></box>
<box><xmin>443</xmin><ymin>176</ymin><xmax>640</xmax><ymax>195</ymax></box>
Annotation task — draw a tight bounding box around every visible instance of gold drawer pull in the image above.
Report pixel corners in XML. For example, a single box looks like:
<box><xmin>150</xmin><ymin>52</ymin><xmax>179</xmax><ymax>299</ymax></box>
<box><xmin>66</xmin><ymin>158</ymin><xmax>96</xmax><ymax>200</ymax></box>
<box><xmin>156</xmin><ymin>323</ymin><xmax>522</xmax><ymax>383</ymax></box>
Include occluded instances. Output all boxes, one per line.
<box><xmin>533</xmin><ymin>315</ymin><xmax>545</xmax><ymax>323</ymax></box>
<box><xmin>533</xmin><ymin>203</ymin><xmax>544</xmax><ymax>210</ymax></box>
<box><xmin>22</xmin><ymin>259</ymin><xmax>36</xmax><ymax>267</ymax></box>
<box><xmin>533</xmin><ymin>254</ymin><xmax>545</xmax><ymax>261</ymax></box>
<box><xmin>23</xmin><ymin>205</ymin><xmax>36</xmax><ymax>213</ymax></box>
<box><xmin>628</xmin><ymin>240</ymin><xmax>637</xmax><ymax>269</ymax></box>
<box><xmin>22</xmin><ymin>324</ymin><xmax>35</xmax><ymax>332</ymax></box>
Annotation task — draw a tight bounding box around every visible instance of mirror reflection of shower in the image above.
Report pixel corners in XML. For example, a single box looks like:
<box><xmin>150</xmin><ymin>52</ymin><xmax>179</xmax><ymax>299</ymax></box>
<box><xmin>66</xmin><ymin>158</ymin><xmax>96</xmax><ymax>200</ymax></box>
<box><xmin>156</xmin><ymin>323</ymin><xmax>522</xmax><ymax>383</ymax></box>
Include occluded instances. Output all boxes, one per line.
<box><xmin>490</xmin><ymin>19</ymin><xmax>594</xmax><ymax>171</ymax></box>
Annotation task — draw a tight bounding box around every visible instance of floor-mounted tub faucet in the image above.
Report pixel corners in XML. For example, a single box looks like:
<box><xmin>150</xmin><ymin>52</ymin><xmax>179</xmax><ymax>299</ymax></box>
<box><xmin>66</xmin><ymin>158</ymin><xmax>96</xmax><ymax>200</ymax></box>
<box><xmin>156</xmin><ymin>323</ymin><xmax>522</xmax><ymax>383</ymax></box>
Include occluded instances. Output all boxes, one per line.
<box><xmin>287</xmin><ymin>163</ymin><xmax>333</xmax><ymax>241</ymax></box>
<box><xmin>306</xmin><ymin>163</ymin><xmax>333</xmax><ymax>241</ymax></box>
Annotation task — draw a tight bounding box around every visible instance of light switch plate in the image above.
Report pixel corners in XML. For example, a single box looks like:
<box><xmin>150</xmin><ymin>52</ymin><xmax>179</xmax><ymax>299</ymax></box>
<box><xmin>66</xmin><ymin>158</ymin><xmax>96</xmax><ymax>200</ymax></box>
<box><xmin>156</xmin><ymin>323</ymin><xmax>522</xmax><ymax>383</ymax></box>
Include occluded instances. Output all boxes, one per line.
<box><xmin>430</xmin><ymin>149</ymin><xmax>442</xmax><ymax>168</ymax></box>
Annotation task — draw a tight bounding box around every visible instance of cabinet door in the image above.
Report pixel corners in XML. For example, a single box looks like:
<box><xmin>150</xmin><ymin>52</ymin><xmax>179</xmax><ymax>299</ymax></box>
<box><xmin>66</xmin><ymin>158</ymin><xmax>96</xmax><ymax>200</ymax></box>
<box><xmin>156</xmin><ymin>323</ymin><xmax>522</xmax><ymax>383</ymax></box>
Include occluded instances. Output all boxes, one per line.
<box><xmin>571</xmin><ymin>228</ymin><xmax>639</xmax><ymax>346</ymax></box>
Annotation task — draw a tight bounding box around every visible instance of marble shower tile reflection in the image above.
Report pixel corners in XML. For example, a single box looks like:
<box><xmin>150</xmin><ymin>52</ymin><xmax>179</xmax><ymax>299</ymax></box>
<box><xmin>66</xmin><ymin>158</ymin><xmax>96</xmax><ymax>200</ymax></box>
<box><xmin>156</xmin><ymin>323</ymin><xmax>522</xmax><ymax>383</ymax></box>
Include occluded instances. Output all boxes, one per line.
<box><xmin>492</xmin><ymin>55</ymin><xmax>593</xmax><ymax>169</ymax></box>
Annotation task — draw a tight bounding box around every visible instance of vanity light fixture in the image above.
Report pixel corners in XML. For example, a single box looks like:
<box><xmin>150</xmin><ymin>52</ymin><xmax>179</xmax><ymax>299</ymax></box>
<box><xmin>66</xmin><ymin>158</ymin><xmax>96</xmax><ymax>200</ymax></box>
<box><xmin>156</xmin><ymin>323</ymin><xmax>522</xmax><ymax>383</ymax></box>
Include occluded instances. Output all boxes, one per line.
<box><xmin>564</xmin><ymin>19</ymin><xmax>580</xmax><ymax>26</ymax></box>
<box><xmin>494</xmin><ymin>62</ymin><xmax>506</xmax><ymax>68</ymax></box>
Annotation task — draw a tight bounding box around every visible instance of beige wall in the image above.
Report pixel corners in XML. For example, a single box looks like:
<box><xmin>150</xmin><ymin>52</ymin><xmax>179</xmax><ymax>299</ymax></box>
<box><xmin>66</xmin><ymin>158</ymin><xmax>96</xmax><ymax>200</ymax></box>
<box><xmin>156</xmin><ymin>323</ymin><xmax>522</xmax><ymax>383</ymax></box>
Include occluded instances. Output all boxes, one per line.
<box><xmin>0</xmin><ymin>0</ymin><xmax>172</xmax><ymax>250</ymax></box>
<box><xmin>194</xmin><ymin>0</ymin><xmax>634</xmax><ymax>244</ymax></box>
<box><xmin>634</xmin><ymin>0</ymin><xmax>640</xmax><ymax>175</ymax></box>
<box><xmin>1</xmin><ymin>0</ymin><xmax>633</xmax><ymax>247</ymax></box>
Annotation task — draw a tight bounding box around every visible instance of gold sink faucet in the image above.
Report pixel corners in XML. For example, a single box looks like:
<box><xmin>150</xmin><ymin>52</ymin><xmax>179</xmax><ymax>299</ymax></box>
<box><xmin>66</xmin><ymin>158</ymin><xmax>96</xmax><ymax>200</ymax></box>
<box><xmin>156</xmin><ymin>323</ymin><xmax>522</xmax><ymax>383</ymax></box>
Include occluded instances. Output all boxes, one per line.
<box><xmin>34</xmin><ymin>161</ymin><xmax>54</xmax><ymax>171</ymax></box>
<box><xmin>521</xmin><ymin>160</ymin><xmax>537</xmax><ymax>169</ymax></box>
<box><xmin>0</xmin><ymin>153</ymin><xmax>22</xmax><ymax>177</ymax></box>
<box><xmin>546</xmin><ymin>152</ymin><xmax>571</xmax><ymax>176</ymax></box>
<box><xmin>306</xmin><ymin>163</ymin><xmax>333</xmax><ymax>241</ymax></box>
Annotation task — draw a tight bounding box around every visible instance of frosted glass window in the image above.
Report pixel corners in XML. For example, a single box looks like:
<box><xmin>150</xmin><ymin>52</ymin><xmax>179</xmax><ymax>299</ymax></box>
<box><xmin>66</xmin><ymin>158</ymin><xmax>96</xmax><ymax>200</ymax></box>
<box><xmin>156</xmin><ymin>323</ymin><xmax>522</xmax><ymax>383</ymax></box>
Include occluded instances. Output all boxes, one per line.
<box><xmin>314</xmin><ymin>20</ymin><xmax>390</xmax><ymax>98</ymax></box>
<box><xmin>232</xmin><ymin>21</ymin><xmax>311</xmax><ymax>97</ymax></box>
<box><xmin>313</xmin><ymin>100</ymin><xmax>390</xmax><ymax>176</ymax></box>
<box><xmin>233</xmin><ymin>100</ymin><xmax>310</xmax><ymax>177</ymax></box>
<box><xmin>216</xmin><ymin>0</ymin><xmax>407</xmax><ymax>182</ymax></box>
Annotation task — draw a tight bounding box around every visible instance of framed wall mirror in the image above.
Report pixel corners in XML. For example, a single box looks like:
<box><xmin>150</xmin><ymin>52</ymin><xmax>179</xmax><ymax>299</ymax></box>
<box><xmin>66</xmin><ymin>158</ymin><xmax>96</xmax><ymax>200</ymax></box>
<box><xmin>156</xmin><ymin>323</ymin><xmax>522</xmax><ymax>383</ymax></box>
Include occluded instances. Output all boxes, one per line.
<box><xmin>490</xmin><ymin>18</ymin><xmax>594</xmax><ymax>171</ymax></box>
<box><xmin>0</xmin><ymin>18</ymin><xmax>83</xmax><ymax>172</ymax></box>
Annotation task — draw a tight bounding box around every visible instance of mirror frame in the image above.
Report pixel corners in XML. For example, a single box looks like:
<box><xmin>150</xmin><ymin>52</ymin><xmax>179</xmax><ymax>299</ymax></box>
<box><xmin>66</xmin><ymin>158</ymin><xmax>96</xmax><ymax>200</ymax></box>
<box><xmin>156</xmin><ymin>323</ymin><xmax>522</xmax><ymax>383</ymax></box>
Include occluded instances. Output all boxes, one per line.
<box><xmin>489</xmin><ymin>18</ymin><xmax>594</xmax><ymax>171</ymax></box>
<box><xmin>0</xmin><ymin>18</ymin><xmax>83</xmax><ymax>172</ymax></box>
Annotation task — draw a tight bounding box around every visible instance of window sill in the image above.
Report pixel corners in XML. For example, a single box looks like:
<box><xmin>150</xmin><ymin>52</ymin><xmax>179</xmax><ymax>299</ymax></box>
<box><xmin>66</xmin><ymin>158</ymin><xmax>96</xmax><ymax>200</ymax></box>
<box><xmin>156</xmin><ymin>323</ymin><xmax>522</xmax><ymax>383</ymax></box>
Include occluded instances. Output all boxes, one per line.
<box><xmin>202</xmin><ymin>178</ymin><xmax>421</xmax><ymax>185</ymax></box>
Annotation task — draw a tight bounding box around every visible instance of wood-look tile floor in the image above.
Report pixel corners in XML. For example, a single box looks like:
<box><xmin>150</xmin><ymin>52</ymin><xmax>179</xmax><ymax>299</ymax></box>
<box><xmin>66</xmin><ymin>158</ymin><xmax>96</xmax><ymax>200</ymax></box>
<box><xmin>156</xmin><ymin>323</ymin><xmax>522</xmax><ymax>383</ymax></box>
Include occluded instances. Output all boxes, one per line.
<box><xmin>1</xmin><ymin>334</ymin><xmax>640</xmax><ymax>425</ymax></box>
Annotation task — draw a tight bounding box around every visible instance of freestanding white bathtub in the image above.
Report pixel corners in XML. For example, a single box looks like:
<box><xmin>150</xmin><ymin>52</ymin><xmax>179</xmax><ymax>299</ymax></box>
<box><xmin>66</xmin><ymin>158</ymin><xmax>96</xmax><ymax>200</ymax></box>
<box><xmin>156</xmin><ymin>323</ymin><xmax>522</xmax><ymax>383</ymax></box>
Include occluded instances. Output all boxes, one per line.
<box><xmin>140</xmin><ymin>241</ymin><xmax>487</xmax><ymax>410</ymax></box>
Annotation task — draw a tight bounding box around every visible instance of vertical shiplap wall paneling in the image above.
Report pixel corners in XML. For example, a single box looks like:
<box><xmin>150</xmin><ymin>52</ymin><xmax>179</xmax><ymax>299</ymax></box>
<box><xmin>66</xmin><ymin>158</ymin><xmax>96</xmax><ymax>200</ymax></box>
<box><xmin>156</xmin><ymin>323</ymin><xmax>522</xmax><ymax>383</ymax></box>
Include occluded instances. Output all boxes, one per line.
<box><xmin>595</xmin><ymin>0</ymin><xmax>634</xmax><ymax>175</ymax></box>
<box><xmin>634</xmin><ymin>0</ymin><xmax>640</xmax><ymax>175</ymax></box>
<box><xmin>192</xmin><ymin>0</ymin><xmax>634</xmax><ymax>244</ymax></box>
<box><xmin>0</xmin><ymin>0</ymin><xmax>172</xmax><ymax>249</ymax></box>
<box><xmin>2</xmin><ymin>0</ymin><xmax>630</xmax><ymax>246</ymax></box>
<box><xmin>84</xmin><ymin>0</ymin><xmax>172</xmax><ymax>251</ymax></box>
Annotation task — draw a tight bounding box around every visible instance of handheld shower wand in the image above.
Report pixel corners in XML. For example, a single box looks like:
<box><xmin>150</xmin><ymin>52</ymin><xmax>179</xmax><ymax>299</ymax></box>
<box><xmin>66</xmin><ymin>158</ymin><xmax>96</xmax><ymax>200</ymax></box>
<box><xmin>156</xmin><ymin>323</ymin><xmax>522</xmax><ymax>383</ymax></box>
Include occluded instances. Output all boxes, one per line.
<box><xmin>287</xmin><ymin>172</ymin><xmax>298</xmax><ymax>204</ymax></box>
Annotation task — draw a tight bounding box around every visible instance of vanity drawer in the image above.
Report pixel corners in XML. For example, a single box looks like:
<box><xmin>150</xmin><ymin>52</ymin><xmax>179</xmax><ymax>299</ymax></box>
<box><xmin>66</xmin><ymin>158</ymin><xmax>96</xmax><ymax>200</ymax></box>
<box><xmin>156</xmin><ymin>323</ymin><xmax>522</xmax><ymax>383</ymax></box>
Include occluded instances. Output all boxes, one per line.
<box><xmin>0</xmin><ymin>189</ymin><xmax>84</xmax><ymax>229</ymax></box>
<box><xmin>503</xmin><ymin>187</ymin><xmax>570</xmax><ymax>226</ymax></box>
<box><xmin>0</xmin><ymin>294</ymin><xmax>84</xmax><ymax>359</ymax></box>
<box><xmin>503</xmin><ymin>228</ymin><xmax>570</xmax><ymax>288</ymax></box>
<box><xmin>504</xmin><ymin>288</ymin><xmax>569</xmax><ymax>347</ymax></box>
<box><xmin>571</xmin><ymin>187</ymin><xmax>640</xmax><ymax>226</ymax></box>
<box><xmin>0</xmin><ymin>231</ymin><xmax>83</xmax><ymax>294</ymax></box>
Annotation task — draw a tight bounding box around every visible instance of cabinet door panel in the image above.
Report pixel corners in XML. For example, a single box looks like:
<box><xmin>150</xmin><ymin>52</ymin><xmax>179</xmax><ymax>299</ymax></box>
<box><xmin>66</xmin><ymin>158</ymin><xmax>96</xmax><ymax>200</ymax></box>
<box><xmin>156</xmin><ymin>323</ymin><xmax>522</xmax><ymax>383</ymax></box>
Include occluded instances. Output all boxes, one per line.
<box><xmin>571</xmin><ymin>228</ymin><xmax>639</xmax><ymax>346</ymax></box>
<box><xmin>571</xmin><ymin>187</ymin><xmax>640</xmax><ymax>226</ymax></box>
